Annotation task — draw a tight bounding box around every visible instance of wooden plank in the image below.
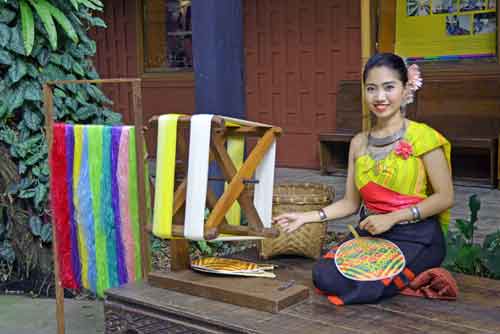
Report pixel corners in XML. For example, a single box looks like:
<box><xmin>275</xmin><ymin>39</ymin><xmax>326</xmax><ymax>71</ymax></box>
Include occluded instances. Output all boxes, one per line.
<box><xmin>105</xmin><ymin>282</ymin><xmax>348</xmax><ymax>334</ymax></box>
<box><xmin>369</xmin><ymin>295</ymin><xmax>500</xmax><ymax>333</ymax></box>
<box><xmin>205</xmin><ymin>128</ymin><xmax>278</xmax><ymax>230</ymax></box>
<box><xmin>287</xmin><ymin>299</ymin><xmax>493</xmax><ymax>334</ymax></box>
<box><xmin>148</xmin><ymin>270</ymin><xmax>309</xmax><ymax>313</ymax></box>
<box><xmin>47</xmin><ymin>78</ymin><xmax>140</xmax><ymax>85</ymax></box>
<box><xmin>217</xmin><ymin>223</ymin><xmax>278</xmax><ymax>238</ymax></box>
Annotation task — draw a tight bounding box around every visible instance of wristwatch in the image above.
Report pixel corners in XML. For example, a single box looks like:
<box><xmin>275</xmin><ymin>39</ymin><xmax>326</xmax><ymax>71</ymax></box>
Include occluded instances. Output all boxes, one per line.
<box><xmin>318</xmin><ymin>208</ymin><xmax>328</xmax><ymax>222</ymax></box>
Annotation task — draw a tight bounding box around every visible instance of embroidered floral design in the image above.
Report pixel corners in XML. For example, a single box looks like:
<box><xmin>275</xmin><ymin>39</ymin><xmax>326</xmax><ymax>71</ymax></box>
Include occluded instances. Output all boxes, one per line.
<box><xmin>402</xmin><ymin>64</ymin><xmax>423</xmax><ymax>106</ymax></box>
<box><xmin>394</xmin><ymin>140</ymin><xmax>413</xmax><ymax>159</ymax></box>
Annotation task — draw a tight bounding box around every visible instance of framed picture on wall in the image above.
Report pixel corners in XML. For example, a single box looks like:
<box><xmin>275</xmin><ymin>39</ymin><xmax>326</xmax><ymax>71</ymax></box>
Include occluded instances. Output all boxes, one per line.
<box><xmin>407</xmin><ymin>0</ymin><xmax>431</xmax><ymax>16</ymax></box>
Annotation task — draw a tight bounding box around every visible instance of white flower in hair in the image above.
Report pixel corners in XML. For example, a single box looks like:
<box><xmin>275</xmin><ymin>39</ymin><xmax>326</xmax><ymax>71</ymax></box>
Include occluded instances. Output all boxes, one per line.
<box><xmin>402</xmin><ymin>64</ymin><xmax>423</xmax><ymax>106</ymax></box>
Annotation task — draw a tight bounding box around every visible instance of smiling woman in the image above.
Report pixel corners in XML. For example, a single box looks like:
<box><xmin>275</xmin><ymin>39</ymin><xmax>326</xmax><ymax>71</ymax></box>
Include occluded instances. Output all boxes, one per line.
<box><xmin>274</xmin><ymin>53</ymin><xmax>455</xmax><ymax>306</ymax></box>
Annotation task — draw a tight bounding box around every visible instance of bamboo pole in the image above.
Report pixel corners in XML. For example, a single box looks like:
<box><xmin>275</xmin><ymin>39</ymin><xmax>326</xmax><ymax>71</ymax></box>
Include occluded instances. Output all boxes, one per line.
<box><xmin>44</xmin><ymin>84</ymin><xmax>65</xmax><ymax>334</ymax></box>
<box><xmin>361</xmin><ymin>0</ymin><xmax>374</xmax><ymax>131</ymax></box>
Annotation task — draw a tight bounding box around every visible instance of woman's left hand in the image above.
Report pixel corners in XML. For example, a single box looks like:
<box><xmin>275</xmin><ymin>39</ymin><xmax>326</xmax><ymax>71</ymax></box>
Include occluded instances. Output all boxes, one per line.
<box><xmin>359</xmin><ymin>214</ymin><xmax>396</xmax><ymax>235</ymax></box>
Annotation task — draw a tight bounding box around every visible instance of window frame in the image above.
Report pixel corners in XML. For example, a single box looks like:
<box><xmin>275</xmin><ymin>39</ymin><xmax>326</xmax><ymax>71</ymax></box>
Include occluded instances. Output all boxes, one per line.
<box><xmin>136</xmin><ymin>0</ymin><xmax>195</xmax><ymax>80</ymax></box>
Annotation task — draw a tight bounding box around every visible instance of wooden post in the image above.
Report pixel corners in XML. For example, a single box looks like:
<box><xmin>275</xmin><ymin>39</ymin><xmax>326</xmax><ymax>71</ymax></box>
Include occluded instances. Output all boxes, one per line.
<box><xmin>378</xmin><ymin>0</ymin><xmax>397</xmax><ymax>53</ymax></box>
<box><xmin>497</xmin><ymin>0</ymin><xmax>499</xmax><ymax>64</ymax></box>
<box><xmin>131</xmin><ymin>80</ymin><xmax>152</xmax><ymax>279</ymax></box>
<box><xmin>44</xmin><ymin>84</ymin><xmax>65</xmax><ymax>334</ymax></box>
<box><xmin>361</xmin><ymin>0</ymin><xmax>375</xmax><ymax>132</ymax></box>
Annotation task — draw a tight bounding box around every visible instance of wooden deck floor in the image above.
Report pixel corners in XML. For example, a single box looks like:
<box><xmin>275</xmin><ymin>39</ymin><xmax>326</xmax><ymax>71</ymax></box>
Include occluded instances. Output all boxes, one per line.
<box><xmin>105</xmin><ymin>254</ymin><xmax>500</xmax><ymax>334</ymax></box>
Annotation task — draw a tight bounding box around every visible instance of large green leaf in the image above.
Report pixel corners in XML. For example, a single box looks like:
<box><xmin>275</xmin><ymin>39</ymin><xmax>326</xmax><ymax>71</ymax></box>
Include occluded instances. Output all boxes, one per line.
<box><xmin>69</xmin><ymin>0</ymin><xmax>79</xmax><ymax>10</ymax></box>
<box><xmin>455</xmin><ymin>218</ymin><xmax>473</xmax><ymax>242</ymax></box>
<box><xmin>46</xmin><ymin>1</ymin><xmax>78</xmax><ymax>44</ymax></box>
<box><xmin>28</xmin><ymin>0</ymin><xmax>58</xmax><ymax>50</ymax></box>
<box><xmin>25</xmin><ymin>150</ymin><xmax>45</xmax><ymax>166</ymax></box>
<box><xmin>34</xmin><ymin>183</ymin><xmax>47</xmax><ymax>209</ymax></box>
<box><xmin>0</xmin><ymin>103</ymin><xmax>7</xmax><ymax>121</ymax></box>
<box><xmin>40</xmin><ymin>223</ymin><xmax>52</xmax><ymax>242</ymax></box>
<box><xmin>7</xmin><ymin>58</ymin><xmax>28</xmax><ymax>83</ymax></box>
<box><xmin>469</xmin><ymin>194</ymin><xmax>481</xmax><ymax>224</ymax></box>
<box><xmin>23</xmin><ymin>110</ymin><xmax>42</xmax><ymax>130</ymax></box>
<box><xmin>0</xmin><ymin>49</ymin><xmax>12</xmax><ymax>65</ymax></box>
<box><xmin>88</xmin><ymin>15</ymin><xmax>106</xmax><ymax>28</ymax></box>
<box><xmin>23</xmin><ymin>80</ymin><xmax>43</xmax><ymax>101</ymax></box>
<box><xmin>0</xmin><ymin>241</ymin><xmax>15</xmax><ymax>264</ymax></box>
<box><xmin>19</xmin><ymin>0</ymin><xmax>35</xmax><ymax>55</ymax></box>
<box><xmin>75</xmin><ymin>105</ymin><xmax>96</xmax><ymax>120</ymax></box>
<box><xmin>8</xmin><ymin>24</ymin><xmax>26</xmax><ymax>55</ymax></box>
<box><xmin>102</xmin><ymin>108</ymin><xmax>121</xmax><ymax>124</ymax></box>
<box><xmin>26</xmin><ymin>63</ymin><xmax>39</xmax><ymax>77</ymax></box>
<box><xmin>29</xmin><ymin>215</ymin><xmax>42</xmax><ymax>236</ymax></box>
<box><xmin>36</xmin><ymin>47</ymin><xmax>50</xmax><ymax>66</ymax></box>
<box><xmin>41</xmin><ymin>63</ymin><xmax>65</xmax><ymax>81</ymax></box>
<box><xmin>72</xmin><ymin>61</ymin><xmax>84</xmax><ymax>76</ymax></box>
<box><xmin>6</xmin><ymin>86</ymin><xmax>25</xmax><ymax>112</ymax></box>
<box><xmin>0</xmin><ymin>127</ymin><xmax>17</xmax><ymax>145</ymax></box>
<box><xmin>19</xmin><ymin>188</ymin><xmax>36</xmax><ymax>199</ymax></box>
<box><xmin>64</xmin><ymin>97</ymin><xmax>78</xmax><ymax>111</ymax></box>
<box><xmin>455</xmin><ymin>244</ymin><xmax>482</xmax><ymax>274</ymax></box>
<box><xmin>79</xmin><ymin>0</ymin><xmax>103</xmax><ymax>11</ymax></box>
<box><xmin>0</xmin><ymin>23</ymin><xmax>10</xmax><ymax>47</ymax></box>
<box><xmin>0</xmin><ymin>7</ymin><xmax>16</xmax><ymax>24</ymax></box>
<box><xmin>87</xmin><ymin>0</ymin><xmax>104</xmax><ymax>8</ymax></box>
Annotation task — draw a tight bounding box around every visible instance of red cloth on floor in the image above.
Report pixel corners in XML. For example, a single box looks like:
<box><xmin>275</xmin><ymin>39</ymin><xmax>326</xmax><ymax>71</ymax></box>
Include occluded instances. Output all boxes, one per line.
<box><xmin>400</xmin><ymin>268</ymin><xmax>458</xmax><ymax>300</ymax></box>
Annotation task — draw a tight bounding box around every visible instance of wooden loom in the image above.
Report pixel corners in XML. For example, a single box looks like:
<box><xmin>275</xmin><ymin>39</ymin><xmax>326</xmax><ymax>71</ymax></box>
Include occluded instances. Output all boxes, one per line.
<box><xmin>147</xmin><ymin>115</ymin><xmax>310</xmax><ymax>312</ymax></box>
<box><xmin>149</xmin><ymin>115</ymin><xmax>282</xmax><ymax>268</ymax></box>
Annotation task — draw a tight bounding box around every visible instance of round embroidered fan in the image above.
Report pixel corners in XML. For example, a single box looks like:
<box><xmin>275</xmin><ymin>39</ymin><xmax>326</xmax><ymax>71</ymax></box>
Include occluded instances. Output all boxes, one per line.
<box><xmin>335</xmin><ymin>238</ymin><xmax>406</xmax><ymax>281</ymax></box>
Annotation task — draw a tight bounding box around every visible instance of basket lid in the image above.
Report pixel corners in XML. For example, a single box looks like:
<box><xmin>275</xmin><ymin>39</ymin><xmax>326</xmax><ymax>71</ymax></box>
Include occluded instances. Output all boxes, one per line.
<box><xmin>273</xmin><ymin>183</ymin><xmax>334</xmax><ymax>205</ymax></box>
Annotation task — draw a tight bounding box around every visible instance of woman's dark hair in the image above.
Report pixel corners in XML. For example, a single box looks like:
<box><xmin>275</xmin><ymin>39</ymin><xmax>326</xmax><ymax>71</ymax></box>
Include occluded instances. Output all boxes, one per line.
<box><xmin>362</xmin><ymin>53</ymin><xmax>408</xmax><ymax>85</ymax></box>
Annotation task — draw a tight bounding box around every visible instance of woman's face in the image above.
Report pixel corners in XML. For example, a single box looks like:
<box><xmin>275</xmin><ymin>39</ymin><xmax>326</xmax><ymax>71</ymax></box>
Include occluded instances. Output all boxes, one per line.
<box><xmin>364</xmin><ymin>66</ymin><xmax>407</xmax><ymax>120</ymax></box>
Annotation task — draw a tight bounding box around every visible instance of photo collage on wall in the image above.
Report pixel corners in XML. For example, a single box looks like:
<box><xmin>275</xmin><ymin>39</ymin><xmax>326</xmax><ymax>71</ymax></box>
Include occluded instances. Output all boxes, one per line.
<box><xmin>407</xmin><ymin>0</ymin><xmax>497</xmax><ymax>36</ymax></box>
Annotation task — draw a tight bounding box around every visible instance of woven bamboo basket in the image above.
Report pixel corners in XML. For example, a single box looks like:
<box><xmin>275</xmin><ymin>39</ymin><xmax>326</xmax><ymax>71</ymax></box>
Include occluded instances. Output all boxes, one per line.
<box><xmin>259</xmin><ymin>183</ymin><xmax>334</xmax><ymax>260</ymax></box>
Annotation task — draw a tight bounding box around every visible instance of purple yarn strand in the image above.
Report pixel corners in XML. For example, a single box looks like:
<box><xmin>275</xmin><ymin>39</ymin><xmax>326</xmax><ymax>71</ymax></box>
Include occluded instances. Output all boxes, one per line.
<box><xmin>111</xmin><ymin>127</ymin><xmax>127</xmax><ymax>284</ymax></box>
<box><xmin>65</xmin><ymin>125</ymin><xmax>81</xmax><ymax>288</ymax></box>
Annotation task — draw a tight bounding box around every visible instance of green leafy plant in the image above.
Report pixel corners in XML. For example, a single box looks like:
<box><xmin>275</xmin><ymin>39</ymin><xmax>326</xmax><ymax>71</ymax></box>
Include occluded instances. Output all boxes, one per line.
<box><xmin>443</xmin><ymin>194</ymin><xmax>500</xmax><ymax>279</ymax></box>
<box><xmin>3</xmin><ymin>0</ymin><xmax>104</xmax><ymax>55</ymax></box>
<box><xmin>0</xmin><ymin>0</ymin><xmax>119</xmax><ymax>284</ymax></box>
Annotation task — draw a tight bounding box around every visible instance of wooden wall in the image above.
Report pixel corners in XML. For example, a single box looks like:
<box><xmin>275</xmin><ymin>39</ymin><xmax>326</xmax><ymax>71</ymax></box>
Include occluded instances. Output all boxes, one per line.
<box><xmin>244</xmin><ymin>0</ymin><xmax>361</xmax><ymax>168</ymax></box>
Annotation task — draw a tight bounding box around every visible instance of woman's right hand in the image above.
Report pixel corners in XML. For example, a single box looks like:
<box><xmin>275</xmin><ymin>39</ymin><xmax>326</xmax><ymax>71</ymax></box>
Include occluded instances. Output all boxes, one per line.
<box><xmin>272</xmin><ymin>212</ymin><xmax>308</xmax><ymax>233</ymax></box>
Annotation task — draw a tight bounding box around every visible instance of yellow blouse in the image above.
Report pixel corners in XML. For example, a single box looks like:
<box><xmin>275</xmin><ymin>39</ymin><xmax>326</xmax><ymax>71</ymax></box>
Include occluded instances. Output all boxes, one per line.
<box><xmin>355</xmin><ymin>121</ymin><xmax>451</xmax><ymax>233</ymax></box>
